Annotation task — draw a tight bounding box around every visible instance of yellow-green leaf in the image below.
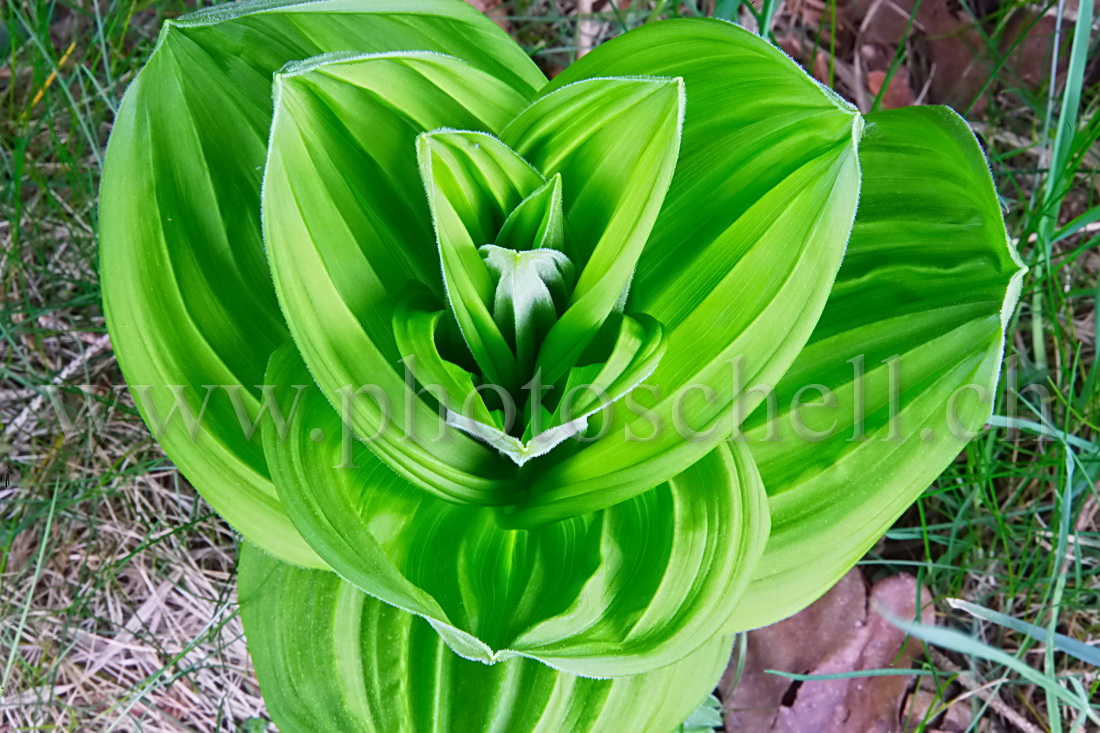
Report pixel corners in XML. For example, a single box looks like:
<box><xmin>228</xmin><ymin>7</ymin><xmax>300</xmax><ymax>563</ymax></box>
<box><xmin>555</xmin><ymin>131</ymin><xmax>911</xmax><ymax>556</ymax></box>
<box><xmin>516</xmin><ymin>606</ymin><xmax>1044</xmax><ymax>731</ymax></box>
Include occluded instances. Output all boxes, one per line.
<box><xmin>727</xmin><ymin>106</ymin><xmax>1025</xmax><ymax>631</ymax></box>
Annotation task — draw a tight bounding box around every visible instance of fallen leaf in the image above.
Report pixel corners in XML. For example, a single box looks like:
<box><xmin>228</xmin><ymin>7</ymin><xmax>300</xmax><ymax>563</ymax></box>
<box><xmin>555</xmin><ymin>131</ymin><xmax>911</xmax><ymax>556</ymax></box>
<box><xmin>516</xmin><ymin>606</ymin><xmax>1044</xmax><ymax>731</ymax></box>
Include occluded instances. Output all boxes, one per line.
<box><xmin>722</xmin><ymin>570</ymin><xmax>935</xmax><ymax>733</ymax></box>
<box><xmin>838</xmin><ymin>0</ymin><xmax>1076</xmax><ymax>111</ymax></box>
<box><xmin>1000</xmin><ymin>13</ymin><xmax>1073</xmax><ymax>91</ymax></box>
<box><xmin>863</xmin><ymin>44</ymin><xmax>916</xmax><ymax>108</ymax></box>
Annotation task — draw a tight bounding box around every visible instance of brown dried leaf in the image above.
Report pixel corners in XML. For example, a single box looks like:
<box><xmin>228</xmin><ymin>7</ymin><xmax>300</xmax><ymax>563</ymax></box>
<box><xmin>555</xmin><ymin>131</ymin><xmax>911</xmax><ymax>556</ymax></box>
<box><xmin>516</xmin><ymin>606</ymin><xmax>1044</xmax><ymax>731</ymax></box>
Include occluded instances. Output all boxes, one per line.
<box><xmin>866</xmin><ymin>67</ymin><xmax>916</xmax><ymax>109</ymax></box>
<box><xmin>1000</xmin><ymin>13</ymin><xmax>1073</xmax><ymax>91</ymax></box>
<box><xmin>722</xmin><ymin>571</ymin><xmax>935</xmax><ymax>733</ymax></box>
<box><xmin>838</xmin><ymin>0</ymin><xmax>1076</xmax><ymax>110</ymax></box>
<box><xmin>841</xmin><ymin>0</ymin><xmax>916</xmax><ymax>48</ymax></box>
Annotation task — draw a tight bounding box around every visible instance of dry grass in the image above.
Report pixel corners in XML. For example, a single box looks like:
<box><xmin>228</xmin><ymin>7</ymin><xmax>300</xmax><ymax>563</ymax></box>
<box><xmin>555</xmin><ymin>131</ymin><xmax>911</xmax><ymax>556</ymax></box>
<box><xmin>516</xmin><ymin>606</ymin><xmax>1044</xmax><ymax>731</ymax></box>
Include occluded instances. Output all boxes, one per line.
<box><xmin>1</xmin><ymin>473</ymin><xmax>265</xmax><ymax>730</ymax></box>
<box><xmin>1</xmin><ymin>2</ymin><xmax>270</xmax><ymax>728</ymax></box>
<box><xmin>0</xmin><ymin>192</ymin><xmax>268</xmax><ymax>728</ymax></box>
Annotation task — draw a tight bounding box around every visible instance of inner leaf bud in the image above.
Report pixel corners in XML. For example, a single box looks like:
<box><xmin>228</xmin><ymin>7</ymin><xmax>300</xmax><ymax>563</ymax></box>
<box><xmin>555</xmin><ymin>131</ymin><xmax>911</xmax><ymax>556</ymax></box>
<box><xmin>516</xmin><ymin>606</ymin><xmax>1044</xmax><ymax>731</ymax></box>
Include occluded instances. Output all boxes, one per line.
<box><xmin>479</xmin><ymin>245</ymin><xmax>574</xmax><ymax>370</ymax></box>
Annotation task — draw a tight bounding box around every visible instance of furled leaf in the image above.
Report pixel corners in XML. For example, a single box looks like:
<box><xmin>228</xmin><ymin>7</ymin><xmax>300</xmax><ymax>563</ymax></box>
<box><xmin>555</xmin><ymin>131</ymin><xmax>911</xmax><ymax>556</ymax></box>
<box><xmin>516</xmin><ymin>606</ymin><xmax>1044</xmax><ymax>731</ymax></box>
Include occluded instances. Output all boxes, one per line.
<box><xmin>508</xmin><ymin>19</ymin><xmax>863</xmax><ymax>525</ymax></box>
<box><xmin>472</xmin><ymin>312</ymin><xmax>668</xmax><ymax>464</ymax></box>
<box><xmin>495</xmin><ymin>174</ymin><xmax>566</xmax><ymax>253</ymax></box>
<box><xmin>263</xmin><ymin>52</ymin><xmax>537</xmax><ymax>506</ymax></box>
<box><xmin>480</xmin><ymin>244</ymin><xmax>573</xmax><ymax>371</ymax></box>
<box><xmin>262</xmin><ymin>343</ymin><xmax>769</xmax><ymax>678</ymax></box>
<box><xmin>552</xmin><ymin>313</ymin><xmax>667</xmax><ymax>422</ymax></box>
<box><xmin>418</xmin><ymin>129</ymin><xmax>547</xmax><ymax>389</ymax></box>
<box><xmin>724</xmin><ymin>106</ymin><xmax>1025</xmax><ymax>631</ymax></box>
<box><xmin>446</xmin><ymin>313</ymin><xmax>666</xmax><ymax>467</ymax></box>
<box><xmin>239</xmin><ymin>543</ymin><xmax>734</xmax><ymax>733</ymax></box>
<box><xmin>391</xmin><ymin>287</ymin><xmax>498</xmax><ymax>429</ymax></box>
<box><xmin>502</xmin><ymin>76</ymin><xmax>685</xmax><ymax>383</ymax></box>
<box><xmin>100</xmin><ymin>0</ymin><xmax>544</xmax><ymax>563</ymax></box>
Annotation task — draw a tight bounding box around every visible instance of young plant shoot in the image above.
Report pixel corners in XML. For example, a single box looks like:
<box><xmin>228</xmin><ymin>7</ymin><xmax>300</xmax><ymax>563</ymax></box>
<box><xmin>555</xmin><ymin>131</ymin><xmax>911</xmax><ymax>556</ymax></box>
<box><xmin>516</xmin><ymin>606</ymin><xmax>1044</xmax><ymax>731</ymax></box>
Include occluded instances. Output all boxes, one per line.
<box><xmin>99</xmin><ymin>0</ymin><xmax>1023</xmax><ymax>729</ymax></box>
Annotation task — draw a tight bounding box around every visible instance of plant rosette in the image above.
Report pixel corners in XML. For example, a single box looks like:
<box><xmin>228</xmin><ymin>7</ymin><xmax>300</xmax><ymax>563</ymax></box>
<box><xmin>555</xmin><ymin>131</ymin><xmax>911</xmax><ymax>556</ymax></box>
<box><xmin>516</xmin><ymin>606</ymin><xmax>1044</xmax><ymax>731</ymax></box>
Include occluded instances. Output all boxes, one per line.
<box><xmin>99</xmin><ymin>0</ymin><xmax>1024</xmax><ymax>729</ymax></box>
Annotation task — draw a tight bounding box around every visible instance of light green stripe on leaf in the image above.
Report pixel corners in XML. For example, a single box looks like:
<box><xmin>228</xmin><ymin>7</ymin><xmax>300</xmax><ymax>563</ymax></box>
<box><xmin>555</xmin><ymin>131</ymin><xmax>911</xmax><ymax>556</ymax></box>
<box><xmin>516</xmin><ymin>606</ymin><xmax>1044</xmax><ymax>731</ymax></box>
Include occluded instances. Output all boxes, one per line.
<box><xmin>392</xmin><ymin>286</ymin><xmax>498</xmax><ymax>429</ymax></box>
<box><xmin>499</xmin><ymin>19</ymin><xmax>862</xmax><ymax>525</ymax></box>
<box><xmin>239</xmin><ymin>542</ymin><xmax>734</xmax><ymax>733</ymax></box>
<box><xmin>101</xmin><ymin>0</ymin><xmax>544</xmax><ymax>563</ymax></box>
<box><xmin>503</xmin><ymin>76</ymin><xmax>685</xmax><ymax>384</ymax></box>
<box><xmin>495</xmin><ymin>174</ymin><xmax>566</xmax><ymax>253</ymax></box>
<box><xmin>418</xmin><ymin>130</ymin><xmax>548</xmax><ymax>389</ymax></box>
<box><xmin>263</xmin><ymin>345</ymin><xmax>768</xmax><ymax>677</ymax></box>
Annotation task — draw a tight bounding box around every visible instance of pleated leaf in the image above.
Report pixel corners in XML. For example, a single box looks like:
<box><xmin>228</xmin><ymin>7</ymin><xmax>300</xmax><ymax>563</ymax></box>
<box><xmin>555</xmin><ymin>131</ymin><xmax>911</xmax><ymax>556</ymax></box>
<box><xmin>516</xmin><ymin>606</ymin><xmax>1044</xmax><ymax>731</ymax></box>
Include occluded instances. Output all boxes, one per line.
<box><xmin>239</xmin><ymin>543</ymin><xmax>734</xmax><ymax>733</ymax></box>
<box><xmin>502</xmin><ymin>77</ymin><xmax>685</xmax><ymax>383</ymax></box>
<box><xmin>418</xmin><ymin>130</ymin><xmax>546</xmax><ymax>388</ymax></box>
<box><xmin>480</xmin><ymin>244</ymin><xmax>573</xmax><ymax>375</ymax></box>
<box><xmin>392</xmin><ymin>287</ymin><xmax>498</xmax><ymax>429</ymax></box>
<box><xmin>555</xmin><ymin>314</ymin><xmax>667</xmax><ymax>421</ymax></box>
<box><xmin>724</xmin><ymin>106</ymin><xmax>1024</xmax><ymax>631</ymax></box>
<box><xmin>262</xmin><ymin>343</ymin><xmax>769</xmax><ymax>678</ymax></box>
<box><xmin>509</xmin><ymin>19</ymin><xmax>863</xmax><ymax>525</ymax></box>
<box><xmin>441</xmin><ymin>313</ymin><xmax>665</xmax><ymax>467</ymax></box>
<box><xmin>496</xmin><ymin>174</ymin><xmax>566</xmax><ymax>253</ymax></box>
<box><xmin>263</xmin><ymin>52</ymin><xmax>537</xmax><ymax>506</ymax></box>
<box><xmin>100</xmin><ymin>0</ymin><xmax>544</xmax><ymax>563</ymax></box>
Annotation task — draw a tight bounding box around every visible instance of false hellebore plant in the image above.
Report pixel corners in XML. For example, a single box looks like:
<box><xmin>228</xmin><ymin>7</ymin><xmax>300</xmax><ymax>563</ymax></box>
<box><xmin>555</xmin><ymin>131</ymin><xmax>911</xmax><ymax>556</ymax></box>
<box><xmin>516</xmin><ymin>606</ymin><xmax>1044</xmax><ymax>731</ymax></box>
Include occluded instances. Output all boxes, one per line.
<box><xmin>100</xmin><ymin>0</ymin><xmax>1024</xmax><ymax>729</ymax></box>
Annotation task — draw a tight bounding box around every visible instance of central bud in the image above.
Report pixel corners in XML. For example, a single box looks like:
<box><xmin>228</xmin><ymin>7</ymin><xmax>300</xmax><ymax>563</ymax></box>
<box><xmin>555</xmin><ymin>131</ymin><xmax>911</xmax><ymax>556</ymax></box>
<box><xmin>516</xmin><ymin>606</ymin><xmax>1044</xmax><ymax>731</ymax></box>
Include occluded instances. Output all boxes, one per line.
<box><xmin>410</xmin><ymin>128</ymin><xmax>669</xmax><ymax>468</ymax></box>
<box><xmin>480</xmin><ymin>245</ymin><xmax>573</xmax><ymax>373</ymax></box>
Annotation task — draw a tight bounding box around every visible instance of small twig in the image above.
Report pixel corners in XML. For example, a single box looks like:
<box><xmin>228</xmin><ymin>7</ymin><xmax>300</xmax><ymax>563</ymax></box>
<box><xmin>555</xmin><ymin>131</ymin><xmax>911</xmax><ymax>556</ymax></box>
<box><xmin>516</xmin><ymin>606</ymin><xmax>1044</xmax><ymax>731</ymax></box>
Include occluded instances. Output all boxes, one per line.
<box><xmin>914</xmin><ymin>62</ymin><xmax>935</xmax><ymax>105</ymax></box>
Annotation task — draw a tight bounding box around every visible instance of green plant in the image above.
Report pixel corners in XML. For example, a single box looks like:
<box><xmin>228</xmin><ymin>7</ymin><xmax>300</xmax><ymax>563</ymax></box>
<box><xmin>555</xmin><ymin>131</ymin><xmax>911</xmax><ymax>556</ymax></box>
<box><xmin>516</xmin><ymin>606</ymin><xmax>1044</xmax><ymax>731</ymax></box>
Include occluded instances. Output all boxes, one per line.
<box><xmin>97</xmin><ymin>0</ymin><xmax>1023</xmax><ymax>728</ymax></box>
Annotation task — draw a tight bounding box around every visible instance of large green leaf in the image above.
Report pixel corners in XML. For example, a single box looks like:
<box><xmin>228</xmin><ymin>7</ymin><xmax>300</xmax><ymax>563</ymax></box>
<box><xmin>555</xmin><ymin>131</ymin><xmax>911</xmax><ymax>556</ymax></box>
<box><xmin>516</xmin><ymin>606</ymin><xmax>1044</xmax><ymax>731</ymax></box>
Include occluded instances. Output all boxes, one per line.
<box><xmin>724</xmin><ymin>106</ymin><xmax>1025</xmax><ymax>631</ymax></box>
<box><xmin>263</xmin><ymin>52</ymin><xmax>538</xmax><ymax>506</ymax></box>
<box><xmin>100</xmin><ymin>0</ymin><xmax>544</xmax><ymax>563</ymax></box>
<box><xmin>503</xmin><ymin>19</ymin><xmax>863</xmax><ymax>525</ymax></box>
<box><xmin>262</xmin><ymin>343</ymin><xmax>768</xmax><ymax>678</ymax></box>
<box><xmin>239</xmin><ymin>543</ymin><xmax>734</xmax><ymax>733</ymax></box>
